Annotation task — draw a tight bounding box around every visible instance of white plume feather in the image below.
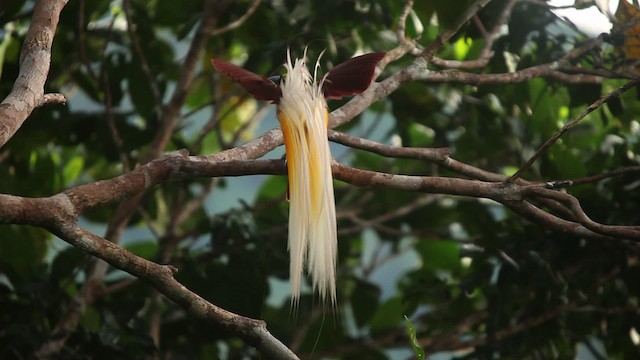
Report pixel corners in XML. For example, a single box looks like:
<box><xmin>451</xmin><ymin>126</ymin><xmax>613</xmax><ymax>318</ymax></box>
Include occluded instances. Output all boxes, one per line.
<box><xmin>277</xmin><ymin>51</ymin><xmax>338</xmax><ymax>306</ymax></box>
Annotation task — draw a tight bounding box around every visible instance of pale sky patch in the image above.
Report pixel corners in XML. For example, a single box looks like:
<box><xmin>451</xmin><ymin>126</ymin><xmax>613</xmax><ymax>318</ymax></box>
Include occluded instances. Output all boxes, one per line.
<box><xmin>549</xmin><ymin>0</ymin><xmax>618</xmax><ymax>37</ymax></box>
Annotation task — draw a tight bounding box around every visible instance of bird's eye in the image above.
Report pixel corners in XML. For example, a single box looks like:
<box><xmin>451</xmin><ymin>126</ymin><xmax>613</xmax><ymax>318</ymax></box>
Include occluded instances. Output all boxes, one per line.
<box><xmin>269</xmin><ymin>75</ymin><xmax>284</xmax><ymax>85</ymax></box>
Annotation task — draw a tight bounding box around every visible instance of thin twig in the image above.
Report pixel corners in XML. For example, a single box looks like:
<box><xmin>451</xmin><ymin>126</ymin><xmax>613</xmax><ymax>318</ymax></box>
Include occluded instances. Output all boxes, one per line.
<box><xmin>396</xmin><ymin>0</ymin><xmax>415</xmax><ymax>45</ymax></box>
<box><xmin>508</xmin><ymin>77</ymin><xmax>640</xmax><ymax>182</ymax></box>
<box><xmin>228</xmin><ymin>105</ymin><xmax>271</xmax><ymax>147</ymax></box>
<box><xmin>123</xmin><ymin>0</ymin><xmax>162</xmax><ymax>103</ymax></box>
<box><xmin>103</xmin><ymin>71</ymin><xmax>131</xmax><ymax>171</ymax></box>
<box><xmin>340</xmin><ymin>195</ymin><xmax>436</xmax><ymax>236</ymax></box>
<box><xmin>431</xmin><ymin>0</ymin><xmax>517</xmax><ymax>69</ymax></box>
<box><xmin>570</xmin><ymin>166</ymin><xmax>640</xmax><ymax>185</ymax></box>
<box><xmin>209</xmin><ymin>0</ymin><xmax>262</xmax><ymax>37</ymax></box>
<box><xmin>420</xmin><ymin>0</ymin><xmax>494</xmax><ymax>61</ymax></box>
<box><xmin>148</xmin><ymin>0</ymin><xmax>221</xmax><ymax>161</ymax></box>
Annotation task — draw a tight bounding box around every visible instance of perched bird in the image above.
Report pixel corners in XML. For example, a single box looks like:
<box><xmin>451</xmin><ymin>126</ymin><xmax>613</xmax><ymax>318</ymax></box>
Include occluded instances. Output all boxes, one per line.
<box><xmin>212</xmin><ymin>50</ymin><xmax>385</xmax><ymax>306</ymax></box>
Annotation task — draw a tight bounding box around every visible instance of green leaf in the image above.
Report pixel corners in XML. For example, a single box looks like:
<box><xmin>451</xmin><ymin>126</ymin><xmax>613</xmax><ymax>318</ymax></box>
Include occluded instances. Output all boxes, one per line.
<box><xmin>0</xmin><ymin>225</ymin><xmax>49</xmax><ymax>283</ymax></box>
<box><xmin>256</xmin><ymin>175</ymin><xmax>287</xmax><ymax>202</ymax></box>
<box><xmin>50</xmin><ymin>246</ymin><xmax>85</xmax><ymax>282</ymax></box>
<box><xmin>415</xmin><ymin>239</ymin><xmax>461</xmax><ymax>272</ymax></box>
<box><xmin>83</xmin><ymin>306</ymin><xmax>101</xmax><ymax>332</ymax></box>
<box><xmin>408</xmin><ymin>123</ymin><xmax>435</xmax><ymax>147</ymax></box>
<box><xmin>453</xmin><ymin>37</ymin><xmax>472</xmax><ymax>60</ymax></box>
<box><xmin>126</xmin><ymin>241</ymin><xmax>158</xmax><ymax>259</ymax></box>
<box><xmin>351</xmin><ymin>279</ymin><xmax>381</xmax><ymax>327</ymax></box>
<box><xmin>369</xmin><ymin>297</ymin><xmax>403</xmax><ymax>333</ymax></box>
<box><xmin>63</xmin><ymin>156</ymin><xmax>84</xmax><ymax>184</ymax></box>
<box><xmin>186</xmin><ymin>76</ymin><xmax>211</xmax><ymax>109</ymax></box>
<box><xmin>404</xmin><ymin>315</ymin><xmax>425</xmax><ymax>359</ymax></box>
<box><xmin>200</xmin><ymin>131</ymin><xmax>221</xmax><ymax>155</ymax></box>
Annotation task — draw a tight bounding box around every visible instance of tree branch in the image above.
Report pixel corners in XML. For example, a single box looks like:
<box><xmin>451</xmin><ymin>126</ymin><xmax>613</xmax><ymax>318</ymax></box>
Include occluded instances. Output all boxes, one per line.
<box><xmin>40</xmin><ymin>2</ymin><xmax>236</xmax><ymax>351</ymax></box>
<box><xmin>431</xmin><ymin>0</ymin><xmax>517</xmax><ymax>69</ymax></box>
<box><xmin>0</xmin><ymin>0</ymin><xmax>69</xmax><ymax>148</ymax></box>
<box><xmin>3</xmin><ymin>149</ymin><xmax>634</xmax><ymax>244</ymax></box>
<box><xmin>47</xmin><ymin>225</ymin><xmax>298</xmax><ymax>360</ymax></box>
<box><xmin>123</xmin><ymin>0</ymin><xmax>163</xmax><ymax>104</ymax></box>
<box><xmin>149</xmin><ymin>0</ymin><xmax>221</xmax><ymax>159</ymax></box>
<box><xmin>331</xmin><ymin>162</ymin><xmax>640</xmax><ymax>241</ymax></box>
<box><xmin>0</xmin><ymin>153</ymin><xmax>294</xmax><ymax>359</ymax></box>
<box><xmin>420</xmin><ymin>0</ymin><xmax>495</xmax><ymax>61</ymax></box>
<box><xmin>509</xmin><ymin>77</ymin><xmax>640</xmax><ymax>182</ymax></box>
<box><xmin>209</xmin><ymin>0</ymin><xmax>262</xmax><ymax>37</ymax></box>
<box><xmin>0</xmin><ymin>146</ymin><xmax>637</xmax><ymax>358</ymax></box>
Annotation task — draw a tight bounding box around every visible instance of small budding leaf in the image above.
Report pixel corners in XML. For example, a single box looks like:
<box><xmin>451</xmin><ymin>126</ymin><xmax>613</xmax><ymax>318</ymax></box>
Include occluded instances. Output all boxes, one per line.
<box><xmin>404</xmin><ymin>315</ymin><xmax>425</xmax><ymax>359</ymax></box>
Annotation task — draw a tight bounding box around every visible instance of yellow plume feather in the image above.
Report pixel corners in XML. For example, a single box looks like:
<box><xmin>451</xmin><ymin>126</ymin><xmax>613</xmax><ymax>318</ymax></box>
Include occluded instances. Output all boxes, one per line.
<box><xmin>277</xmin><ymin>52</ymin><xmax>337</xmax><ymax>306</ymax></box>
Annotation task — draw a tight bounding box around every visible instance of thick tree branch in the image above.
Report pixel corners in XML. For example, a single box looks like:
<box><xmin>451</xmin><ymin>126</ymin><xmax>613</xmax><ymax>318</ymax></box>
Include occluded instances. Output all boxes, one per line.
<box><xmin>42</xmin><ymin>3</ymin><xmax>238</xmax><ymax>351</ymax></box>
<box><xmin>5</xmin><ymin>1</ymin><xmax>638</xmax><ymax>357</ymax></box>
<box><xmin>0</xmin><ymin>154</ymin><xmax>293</xmax><ymax>359</ymax></box>
<box><xmin>0</xmin><ymin>0</ymin><xmax>69</xmax><ymax>148</ymax></box>
<box><xmin>3</xmin><ymin>149</ymin><xmax>636</xmax><ymax>246</ymax></box>
<box><xmin>0</xmin><ymin>147</ymin><xmax>637</xmax><ymax>358</ymax></box>
<box><xmin>47</xmin><ymin>225</ymin><xmax>298</xmax><ymax>360</ymax></box>
<box><xmin>328</xmin><ymin>130</ymin><xmax>612</xmax><ymax>226</ymax></box>
<box><xmin>331</xmin><ymin>162</ymin><xmax>640</xmax><ymax>241</ymax></box>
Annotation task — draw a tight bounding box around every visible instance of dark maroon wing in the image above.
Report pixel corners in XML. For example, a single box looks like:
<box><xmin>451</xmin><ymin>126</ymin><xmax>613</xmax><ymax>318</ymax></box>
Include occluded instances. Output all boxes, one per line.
<box><xmin>211</xmin><ymin>59</ymin><xmax>282</xmax><ymax>103</ymax></box>
<box><xmin>322</xmin><ymin>52</ymin><xmax>386</xmax><ymax>100</ymax></box>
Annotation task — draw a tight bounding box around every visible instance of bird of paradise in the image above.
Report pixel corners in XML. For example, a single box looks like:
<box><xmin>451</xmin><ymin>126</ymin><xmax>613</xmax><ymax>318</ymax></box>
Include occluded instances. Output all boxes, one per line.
<box><xmin>212</xmin><ymin>50</ymin><xmax>385</xmax><ymax>306</ymax></box>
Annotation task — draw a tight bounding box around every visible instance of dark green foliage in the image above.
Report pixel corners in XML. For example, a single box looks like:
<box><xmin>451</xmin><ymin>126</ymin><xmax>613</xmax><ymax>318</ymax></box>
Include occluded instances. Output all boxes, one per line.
<box><xmin>1</xmin><ymin>0</ymin><xmax>640</xmax><ymax>359</ymax></box>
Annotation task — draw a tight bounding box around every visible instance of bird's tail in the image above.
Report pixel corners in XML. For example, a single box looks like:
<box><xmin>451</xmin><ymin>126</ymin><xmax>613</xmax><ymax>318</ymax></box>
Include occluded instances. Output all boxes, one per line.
<box><xmin>277</xmin><ymin>53</ymin><xmax>337</xmax><ymax>307</ymax></box>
